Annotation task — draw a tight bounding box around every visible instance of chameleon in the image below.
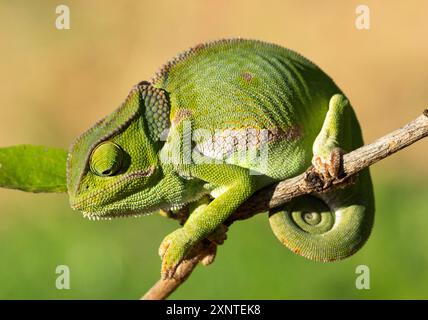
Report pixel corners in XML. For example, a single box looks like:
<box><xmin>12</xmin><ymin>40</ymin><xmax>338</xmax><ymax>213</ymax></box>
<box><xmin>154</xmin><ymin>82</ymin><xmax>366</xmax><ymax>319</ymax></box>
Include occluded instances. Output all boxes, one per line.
<box><xmin>67</xmin><ymin>39</ymin><xmax>375</xmax><ymax>278</ymax></box>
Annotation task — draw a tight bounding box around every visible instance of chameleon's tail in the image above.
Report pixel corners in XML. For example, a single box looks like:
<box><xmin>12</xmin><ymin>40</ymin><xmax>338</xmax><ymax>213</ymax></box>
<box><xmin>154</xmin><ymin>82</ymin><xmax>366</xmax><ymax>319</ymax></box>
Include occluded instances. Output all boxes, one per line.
<box><xmin>268</xmin><ymin>171</ymin><xmax>374</xmax><ymax>262</ymax></box>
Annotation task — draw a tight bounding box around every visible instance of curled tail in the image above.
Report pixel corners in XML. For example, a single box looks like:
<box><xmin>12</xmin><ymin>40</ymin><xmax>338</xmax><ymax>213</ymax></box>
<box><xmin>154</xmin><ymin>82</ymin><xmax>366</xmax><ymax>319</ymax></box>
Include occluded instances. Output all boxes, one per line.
<box><xmin>269</xmin><ymin>170</ymin><xmax>374</xmax><ymax>262</ymax></box>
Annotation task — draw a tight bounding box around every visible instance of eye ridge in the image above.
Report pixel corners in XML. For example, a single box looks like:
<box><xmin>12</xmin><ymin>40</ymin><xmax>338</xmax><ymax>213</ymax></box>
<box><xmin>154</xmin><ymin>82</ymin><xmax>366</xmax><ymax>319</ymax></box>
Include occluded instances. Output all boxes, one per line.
<box><xmin>89</xmin><ymin>141</ymin><xmax>124</xmax><ymax>177</ymax></box>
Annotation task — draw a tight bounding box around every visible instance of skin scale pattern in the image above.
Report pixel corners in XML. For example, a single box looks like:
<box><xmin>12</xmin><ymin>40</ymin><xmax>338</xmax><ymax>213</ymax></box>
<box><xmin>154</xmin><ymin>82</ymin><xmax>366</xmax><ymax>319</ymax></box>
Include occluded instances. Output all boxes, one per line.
<box><xmin>67</xmin><ymin>39</ymin><xmax>375</xmax><ymax>277</ymax></box>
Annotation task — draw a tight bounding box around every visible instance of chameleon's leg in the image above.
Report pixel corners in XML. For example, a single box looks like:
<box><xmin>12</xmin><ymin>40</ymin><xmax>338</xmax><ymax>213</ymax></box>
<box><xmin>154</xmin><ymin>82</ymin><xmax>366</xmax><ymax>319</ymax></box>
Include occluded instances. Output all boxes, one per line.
<box><xmin>311</xmin><ymin>94</ymin><xmax>349</xmax><ymax>182</ymax></box>
<box><xmin>161</xmin><ymin>195</ymin><xmax>227</xmax><ymax>267</ymax></box>
<box><xmin>189</xmin><ymin>197</ymin><xmax>229</xmax><ymax>246</ymax></box>
<box><xmin>187</xmin><ymin>196</ymin><xmax>229</xmax><ymax>266</ymax></box>
<box><xmin>269</xmin><ymin>94</ymin><xmax>374</xmax><ymax>261</ymax></box>
<box><xmin>159</xmin><ymin>163</ymin><xmax>256</xmax><ymax>278</ymax></box>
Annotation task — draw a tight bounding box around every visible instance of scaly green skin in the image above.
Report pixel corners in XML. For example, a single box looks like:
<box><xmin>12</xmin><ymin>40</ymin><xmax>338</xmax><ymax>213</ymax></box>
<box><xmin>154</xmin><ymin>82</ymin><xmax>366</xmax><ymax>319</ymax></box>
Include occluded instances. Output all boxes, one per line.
<box><xmin>67</xmin><ymin>39</ymin><xmax>374</xmax><ymax>278</ymax></box>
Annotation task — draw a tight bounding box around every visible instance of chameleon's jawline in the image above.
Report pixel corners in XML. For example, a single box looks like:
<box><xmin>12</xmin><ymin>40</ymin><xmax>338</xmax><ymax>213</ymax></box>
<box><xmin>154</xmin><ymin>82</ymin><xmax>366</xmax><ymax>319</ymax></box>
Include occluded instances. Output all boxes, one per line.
<box><xmin>69</xmin><ymin>168</ymin><xmax>155</xmax><ymax>213</ymax></box>
<box><xmin>80</xmin><ymin>202</ymin><xmax>187</xmax><ymax>221</ymax></box>
<box><xmin>81</xmin><ymin>210</ymin><xmax>154</xmax><ymax>221</ymax></box>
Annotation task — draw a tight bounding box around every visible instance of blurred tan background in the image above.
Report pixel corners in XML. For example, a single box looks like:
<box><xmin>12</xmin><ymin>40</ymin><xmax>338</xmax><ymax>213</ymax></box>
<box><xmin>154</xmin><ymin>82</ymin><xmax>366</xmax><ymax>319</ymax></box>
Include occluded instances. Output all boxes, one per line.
<box><xmin>0</xmin><ymin>1</ymin><xmax>427</xmax><ymax>299</ymax></box>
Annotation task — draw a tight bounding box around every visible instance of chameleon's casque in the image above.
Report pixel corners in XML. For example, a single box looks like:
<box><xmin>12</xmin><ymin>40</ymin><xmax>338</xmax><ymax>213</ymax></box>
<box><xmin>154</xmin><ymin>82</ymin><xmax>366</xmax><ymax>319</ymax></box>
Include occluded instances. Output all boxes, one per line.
<box><xmin>67</xmin><ymin>39</ymin><xmax>374</xmax><ymax>276</ymax></box>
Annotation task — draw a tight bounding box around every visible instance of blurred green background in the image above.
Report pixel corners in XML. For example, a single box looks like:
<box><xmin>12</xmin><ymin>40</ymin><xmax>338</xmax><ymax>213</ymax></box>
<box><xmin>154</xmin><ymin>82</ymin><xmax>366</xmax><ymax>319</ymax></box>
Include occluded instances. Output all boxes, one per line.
<box><xmin>0</xmin><ymin>1</ymin><xmax>427</xmax><ymax>299</ymax></box>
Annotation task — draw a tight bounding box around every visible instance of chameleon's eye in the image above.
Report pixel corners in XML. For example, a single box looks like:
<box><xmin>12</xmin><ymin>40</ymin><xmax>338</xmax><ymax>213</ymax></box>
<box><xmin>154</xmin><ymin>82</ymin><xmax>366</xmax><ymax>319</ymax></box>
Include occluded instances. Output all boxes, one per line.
<box><xmin>89</xmin><ymin>141</ymin><xmax>124</xmax><ymax>177</ymax></box>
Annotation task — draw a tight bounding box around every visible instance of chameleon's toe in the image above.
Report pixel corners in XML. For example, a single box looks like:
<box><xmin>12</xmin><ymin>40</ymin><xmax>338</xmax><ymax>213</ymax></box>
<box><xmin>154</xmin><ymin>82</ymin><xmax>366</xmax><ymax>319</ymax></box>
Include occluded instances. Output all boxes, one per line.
<box><xmin>312</xmin><ymin>148</ymin><xmax>344</xmax><ymax>185</ymax></box>
<box><xmin>207</xmin><ymin>224</ymin><xmax>228</xmax><ymax>245</ymax></box>
<box><xmin>159</xmin><ymin>228</ymin><xmax>192</xmax><ymax>279</ymax></box>
<box><xmin>200</xmin><ymin>243</ymin><xmax>217</xmax><ymax>266</ymax></box>
<box><xmin>198</xmin><ymin>225</ymin><xmax>228</xmax><ymax>266</ymax></box>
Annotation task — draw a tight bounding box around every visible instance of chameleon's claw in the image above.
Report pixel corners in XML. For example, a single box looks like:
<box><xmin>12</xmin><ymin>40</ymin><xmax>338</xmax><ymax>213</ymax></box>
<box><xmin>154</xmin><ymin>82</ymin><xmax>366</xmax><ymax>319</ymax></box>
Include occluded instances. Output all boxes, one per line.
<box><xmin>207</xmin><ymin>224</ymin><xmax>228</xmax><ymax>245</ymax></box>
<box><xmin>197</xmin><ymin>242</ymin><xmax>217</xmax><ymax>266</ymax></box>
<box><xmin>312</xmin><ymin>148</ymin><xmax>344</xmax><ymax>187</ymax></box>
<box><xmin>198</xmin><ymin>224</ymin><xmax>229</xmax><ymax>266</ymax></box>
<box><xmin>159</xmin><ymin>228</ymin><xmax>192</xmax><ymax>279</ymax></box>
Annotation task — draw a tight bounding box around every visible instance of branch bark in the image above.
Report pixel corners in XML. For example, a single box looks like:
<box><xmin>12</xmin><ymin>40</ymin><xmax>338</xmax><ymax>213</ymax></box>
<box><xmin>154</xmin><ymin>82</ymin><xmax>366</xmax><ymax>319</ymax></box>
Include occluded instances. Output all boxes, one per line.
<box><xmin>142</xmin><ymin>110</ymin><xmax>428</xmax><ymax>300</ymax></box>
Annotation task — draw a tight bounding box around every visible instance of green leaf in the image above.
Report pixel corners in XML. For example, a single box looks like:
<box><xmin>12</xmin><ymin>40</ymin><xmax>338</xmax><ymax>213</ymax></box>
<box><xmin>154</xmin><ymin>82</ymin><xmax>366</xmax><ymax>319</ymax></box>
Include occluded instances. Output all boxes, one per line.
<box><xmin>0</xmin><ymin>145</ymin><xmax>68</xmax><ymax>193</ymax></box>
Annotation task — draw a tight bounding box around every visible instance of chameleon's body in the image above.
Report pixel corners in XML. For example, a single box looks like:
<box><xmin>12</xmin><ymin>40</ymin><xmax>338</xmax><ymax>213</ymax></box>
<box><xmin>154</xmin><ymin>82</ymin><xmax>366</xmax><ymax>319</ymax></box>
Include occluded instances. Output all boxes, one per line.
<box><xmin>67</xmin><ymin>39</ymin><xmax>374</xmax><ymax>277</ymax></box>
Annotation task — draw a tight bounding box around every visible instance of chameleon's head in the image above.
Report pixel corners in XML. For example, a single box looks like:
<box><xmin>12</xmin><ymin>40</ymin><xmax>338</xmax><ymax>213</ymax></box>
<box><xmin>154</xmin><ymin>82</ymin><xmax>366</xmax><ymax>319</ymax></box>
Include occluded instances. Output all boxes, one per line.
<box><xmin>67</xmin><ymin>82</ymin><xmax>174</xmax><ymax>220</ymax></box>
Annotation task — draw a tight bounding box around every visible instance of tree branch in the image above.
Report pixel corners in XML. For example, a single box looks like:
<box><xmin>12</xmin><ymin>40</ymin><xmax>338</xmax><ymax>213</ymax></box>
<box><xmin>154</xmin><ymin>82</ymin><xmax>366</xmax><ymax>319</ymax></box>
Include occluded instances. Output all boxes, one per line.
<box><xmin>142</xmin><ymin>110</ymin><xmax>428</xmax><ymax>300</ymax></box>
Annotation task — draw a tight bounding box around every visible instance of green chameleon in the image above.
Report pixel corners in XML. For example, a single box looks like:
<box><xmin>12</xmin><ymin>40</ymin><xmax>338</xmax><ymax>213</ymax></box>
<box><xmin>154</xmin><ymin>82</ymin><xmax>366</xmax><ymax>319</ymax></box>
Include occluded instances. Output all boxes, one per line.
<box><xmin>67</xmin><ymin>39</ymin><xmax>374</xmax><ymax>278</ymax></box>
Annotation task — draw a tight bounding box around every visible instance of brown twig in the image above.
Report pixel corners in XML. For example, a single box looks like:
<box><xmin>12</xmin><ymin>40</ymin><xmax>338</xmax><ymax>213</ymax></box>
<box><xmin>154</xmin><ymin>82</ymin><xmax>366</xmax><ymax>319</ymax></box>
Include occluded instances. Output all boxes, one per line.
<box><xmin>142</xmin><ymin>110</ymin><xmax>428</xmax><ymax>300</ymax></box>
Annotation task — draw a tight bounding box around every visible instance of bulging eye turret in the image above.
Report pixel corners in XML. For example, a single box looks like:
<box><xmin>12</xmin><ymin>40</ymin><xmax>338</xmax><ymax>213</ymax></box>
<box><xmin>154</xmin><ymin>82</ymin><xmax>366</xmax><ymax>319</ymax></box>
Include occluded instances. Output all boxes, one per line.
<box><xmin>89</xmin><ymin>141</ymin><xmax>124</xmax><ymax>177</ymax></box>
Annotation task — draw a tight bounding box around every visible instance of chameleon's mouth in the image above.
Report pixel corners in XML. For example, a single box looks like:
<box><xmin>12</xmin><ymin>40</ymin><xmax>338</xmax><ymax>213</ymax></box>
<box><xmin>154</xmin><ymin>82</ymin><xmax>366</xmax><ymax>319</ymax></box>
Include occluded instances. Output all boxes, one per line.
<box><xmin>69</xmin><ymin>167</ymin><xmax>155</xmax><ymax>213</ymax></box>
<box><xmin>81</xmin><ymin>210</ymin><xmax>154</xmax><ymax>221</ymax></box>
<box><xmin>80</xmin><ymin>202</ymin><xmax>187</xmax><ymax>221</ymax></box>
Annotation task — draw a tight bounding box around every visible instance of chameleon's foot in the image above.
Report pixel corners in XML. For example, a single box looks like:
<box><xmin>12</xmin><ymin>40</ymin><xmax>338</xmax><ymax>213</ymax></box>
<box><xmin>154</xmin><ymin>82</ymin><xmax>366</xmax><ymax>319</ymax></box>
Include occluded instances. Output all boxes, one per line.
<box><xmin>159</xmin><ymin>228</ymin><xmax>193</xmax><ymax>279</ymax></box>
<box><xmin>199</xmin><ymin>241</ymin><xmax>217</xmax><ymax>266</ymax></box>
<box><xmin>312</xmin><ymin>148</ymin><xmax>344</xmax><ymax>187</ymax></box>
<box><xmin>199</xmin><ymin>224</ymin><xmax>229</xmax><ymax>266</ymax></box>
<box><xmin>158</xmin><ymin>224</ymin><xmax>229</xmax><ymax>277</ymax></box>
<box><xmin>207</xmin><ymin>224</ymin><xmax>228</xmax><ymax>245</ymax></box>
